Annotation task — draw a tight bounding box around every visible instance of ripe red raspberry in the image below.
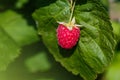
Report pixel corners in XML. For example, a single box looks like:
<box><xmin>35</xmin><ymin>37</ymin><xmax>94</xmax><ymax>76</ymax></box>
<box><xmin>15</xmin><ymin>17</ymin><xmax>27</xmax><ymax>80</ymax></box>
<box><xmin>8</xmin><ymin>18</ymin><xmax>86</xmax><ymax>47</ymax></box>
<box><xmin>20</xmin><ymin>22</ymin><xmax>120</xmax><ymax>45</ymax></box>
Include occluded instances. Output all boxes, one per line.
<box><xmin>57</xmin><ymin>24</ymin><xmax>80</xmax><ymax>49</ymax></box>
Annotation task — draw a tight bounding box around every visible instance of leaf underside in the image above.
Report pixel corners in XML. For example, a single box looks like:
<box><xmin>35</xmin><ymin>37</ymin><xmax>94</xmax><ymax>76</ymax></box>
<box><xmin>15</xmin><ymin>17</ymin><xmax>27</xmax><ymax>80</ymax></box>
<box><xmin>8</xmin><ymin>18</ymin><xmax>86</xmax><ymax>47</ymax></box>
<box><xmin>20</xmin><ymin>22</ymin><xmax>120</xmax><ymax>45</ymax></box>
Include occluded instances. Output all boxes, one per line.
<box><xmin>33</xmin><ymin>0</ymin><xmax>116</xmax><ymax>80</ymax></box>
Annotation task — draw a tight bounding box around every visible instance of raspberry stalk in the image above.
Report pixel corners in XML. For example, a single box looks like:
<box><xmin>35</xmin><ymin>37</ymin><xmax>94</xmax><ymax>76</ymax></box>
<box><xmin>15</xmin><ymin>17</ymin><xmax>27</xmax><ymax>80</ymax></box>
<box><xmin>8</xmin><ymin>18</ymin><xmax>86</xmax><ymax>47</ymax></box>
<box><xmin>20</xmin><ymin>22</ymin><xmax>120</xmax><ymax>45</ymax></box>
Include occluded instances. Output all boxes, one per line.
<box><xmin>69</xmin><ymin>0</ymin><xmax>76</xmax><ymax>24</ymax></box>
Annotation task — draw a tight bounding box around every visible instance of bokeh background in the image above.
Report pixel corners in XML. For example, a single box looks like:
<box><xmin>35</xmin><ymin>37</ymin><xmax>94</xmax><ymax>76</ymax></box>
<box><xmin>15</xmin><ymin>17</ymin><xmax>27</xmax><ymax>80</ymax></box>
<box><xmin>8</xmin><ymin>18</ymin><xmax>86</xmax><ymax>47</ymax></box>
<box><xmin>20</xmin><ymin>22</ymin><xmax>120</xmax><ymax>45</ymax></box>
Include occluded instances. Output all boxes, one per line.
<box><xmin>0</xmin><ymin>0</ymin><xmax>120</xmax><ymax>80</ymax></box>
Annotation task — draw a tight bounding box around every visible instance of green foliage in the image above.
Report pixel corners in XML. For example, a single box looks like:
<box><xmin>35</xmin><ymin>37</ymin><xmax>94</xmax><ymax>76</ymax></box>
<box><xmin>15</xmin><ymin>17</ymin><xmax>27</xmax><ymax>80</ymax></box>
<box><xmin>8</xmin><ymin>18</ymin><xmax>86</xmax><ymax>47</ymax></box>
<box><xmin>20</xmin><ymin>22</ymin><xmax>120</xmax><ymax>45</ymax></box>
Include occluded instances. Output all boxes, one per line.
<box><xmin>0</xmin><ymin>0</ymin><xmax>118</xmax><ymax>80</ymax></box>
<box><xmin>112</xmin><ymin>21</ymin><xmax>120</xmax><ymax>42</ymax></box>
<box><xmin>0</xmin><ymin>27</ymin><xmax>20</xmax><ymax>70</ymax></box>
<box><xmin>36</xmin><ymin>79</ymin><xmax>54</xmax><ymax>80</ymax></box>
<box><xmin>25</xmin><ymin>52</ymin><xmax>51</xmax><ymax>72</ymax></box>
<box><xmin>105</xmin><ymin>21</ymin><xmax>120</xmax><ymax>80</ymax></box>
<box><xmin>0</xmin><ymin>10</ymin><xmax>39</xmax><ymax>71</ymax></box>
<box><xmin>0</xmin><ymin>10</ymin><xmax>39</xmax><ymax>46</ymax></box>
<box><xmin>0</xmin><ymin>0</ymin><xmax>29</xmax><ymax>9</ymax></box>
<box><xmin>15</xmin><ymin>0</ymin><xmax>28</xmax><ymax>8</ymax></box>
<box><xmin>33</xmin><ymin>0</ymin><xmax>116</xmax><ymax>80</ymax></box>
<box><xmin>105</xmin><ymin>52</ymin><xmax>120</xmax><ymax>80</ymax></box>
<box><xmin>100</xmin><ymin>0</ymin><xmax>109</xmax><ymax>10</ymax></box>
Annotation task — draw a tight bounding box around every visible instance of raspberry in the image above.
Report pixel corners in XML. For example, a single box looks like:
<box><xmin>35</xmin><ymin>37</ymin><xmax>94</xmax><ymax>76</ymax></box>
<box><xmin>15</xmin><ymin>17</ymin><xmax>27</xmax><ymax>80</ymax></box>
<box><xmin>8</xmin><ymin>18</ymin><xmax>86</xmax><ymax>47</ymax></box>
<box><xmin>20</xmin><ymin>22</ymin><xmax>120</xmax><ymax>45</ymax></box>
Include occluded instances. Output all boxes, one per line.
<box><xmin>57</xmin><ymin>24</ymin><xmax>80</xmax><ymax>49</ymax></box>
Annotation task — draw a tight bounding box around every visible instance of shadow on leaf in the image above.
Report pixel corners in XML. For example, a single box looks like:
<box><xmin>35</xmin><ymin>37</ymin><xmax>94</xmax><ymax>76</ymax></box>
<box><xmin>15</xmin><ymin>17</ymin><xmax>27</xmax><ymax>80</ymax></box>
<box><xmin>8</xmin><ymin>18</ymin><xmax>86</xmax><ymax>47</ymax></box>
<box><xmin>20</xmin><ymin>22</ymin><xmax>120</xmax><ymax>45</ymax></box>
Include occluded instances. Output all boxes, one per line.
<box><xmin>58</xmin><ymin>45</ymin><xmax>77</xmax><ymax>58</ymax></box>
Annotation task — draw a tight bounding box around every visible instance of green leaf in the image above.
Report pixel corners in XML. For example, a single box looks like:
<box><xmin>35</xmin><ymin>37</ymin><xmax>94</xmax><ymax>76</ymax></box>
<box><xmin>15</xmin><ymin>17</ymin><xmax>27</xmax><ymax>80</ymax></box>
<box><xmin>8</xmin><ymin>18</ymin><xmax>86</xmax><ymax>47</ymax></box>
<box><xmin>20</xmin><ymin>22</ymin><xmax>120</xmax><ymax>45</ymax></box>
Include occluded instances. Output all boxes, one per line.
<box><xmin>0</xmin><ymin>10</ymin><xmax>39</xmax><ymax>70</ymax></box>
<box><xmin>15</xmin><ymin>0</ymin><xmax>29</xmax><ymax>8</ymax></box>
<box><xmin>105</xmin><ymin>52</ymin><xmax>120</xmax><ymax>80</ymax></box>
<box><xmin>33</xmin><ymin>0</ymin><xmax>116</xmax><ymax>80</ymax></box>
<box><xmin>100</xmin><ymin>0</ymin><xmax>109</xmax><ymax>10</ymax></box>
<box><xmin>25</xmin><ymin>52</ymin><xmax>51</xmax><ymax>72</ymax></box>
<box><xmin>0</xmin><ymin>27</ymin><xmax>20</xmax><ymax>70</ymax></box>
<box><xmin>112</xmin><ymin>21</ymin><xmax>120</xmax><ymax>42</ymax></box>
<box><xmin>0</xmin><ymin>10</ymin><xmax>39</xmax><ymax>46</ymax></box>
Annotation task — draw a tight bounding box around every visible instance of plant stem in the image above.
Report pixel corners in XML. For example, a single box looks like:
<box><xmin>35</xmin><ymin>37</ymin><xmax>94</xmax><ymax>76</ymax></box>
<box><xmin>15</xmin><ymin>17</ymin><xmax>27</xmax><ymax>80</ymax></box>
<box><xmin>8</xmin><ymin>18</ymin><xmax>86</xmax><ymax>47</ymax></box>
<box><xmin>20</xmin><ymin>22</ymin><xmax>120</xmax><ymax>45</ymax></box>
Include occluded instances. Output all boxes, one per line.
<box><xmin>69</xmin><ymin>0</ymin><xmax>76</xmax><ymax>23</ymax></box>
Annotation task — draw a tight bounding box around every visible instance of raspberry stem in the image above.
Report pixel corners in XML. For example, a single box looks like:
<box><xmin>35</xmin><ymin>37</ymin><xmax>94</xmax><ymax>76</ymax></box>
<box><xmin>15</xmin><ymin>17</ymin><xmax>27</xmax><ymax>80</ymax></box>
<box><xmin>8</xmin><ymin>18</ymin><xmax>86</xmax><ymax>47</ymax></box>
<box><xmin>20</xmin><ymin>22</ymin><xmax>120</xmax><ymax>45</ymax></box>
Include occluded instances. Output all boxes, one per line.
<box><xmin>69</xmin><ymin>0</ymin><xmax>76</xmax><ymax>23</ymax></box>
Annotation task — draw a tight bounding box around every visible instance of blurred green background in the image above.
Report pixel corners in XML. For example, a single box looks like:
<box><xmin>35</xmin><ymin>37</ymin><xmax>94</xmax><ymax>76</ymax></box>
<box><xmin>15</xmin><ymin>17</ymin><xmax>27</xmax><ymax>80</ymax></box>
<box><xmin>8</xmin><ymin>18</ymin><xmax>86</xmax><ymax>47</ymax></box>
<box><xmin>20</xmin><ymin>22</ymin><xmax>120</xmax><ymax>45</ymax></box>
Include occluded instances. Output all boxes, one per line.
<box><xmin>0</xmin><ymin>0</ymin><xmax>120</xmax><ymax>80</ymax></box>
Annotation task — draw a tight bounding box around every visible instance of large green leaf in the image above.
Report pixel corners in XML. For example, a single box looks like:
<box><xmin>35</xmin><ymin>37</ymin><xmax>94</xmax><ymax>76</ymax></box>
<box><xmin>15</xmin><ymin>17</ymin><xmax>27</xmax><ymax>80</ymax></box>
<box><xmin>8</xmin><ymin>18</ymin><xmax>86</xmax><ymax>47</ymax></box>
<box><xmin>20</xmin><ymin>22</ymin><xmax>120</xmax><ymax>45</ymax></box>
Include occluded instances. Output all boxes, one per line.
<box><xmin>0</xmin><ymin>10</ymin><xmax>39</xmax><ymax>46</ymax></box>
<box><xmin>0</xmin><ymin>27</ymin><xmax>20</xmax><ymax>70</ymax></box>
<box><xmin>33</xmin><ymin>0</ymin><xmax>116</xmax><ymax>80</ymax></box>
<box><xmin>0</xmin><ymin>10</ymin><xmax>39</xmax><ymax>70</ymax></box>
